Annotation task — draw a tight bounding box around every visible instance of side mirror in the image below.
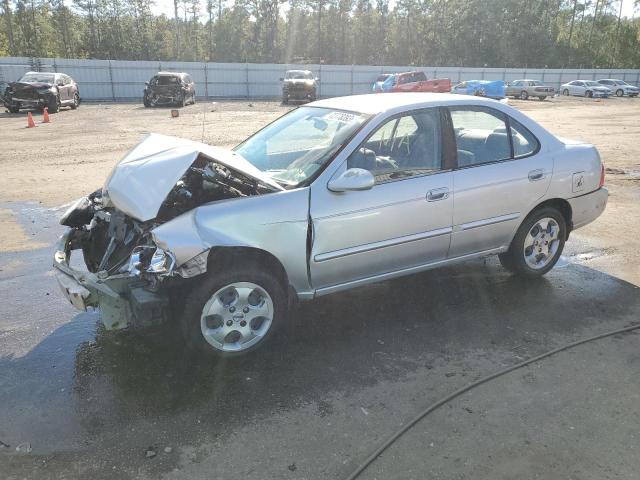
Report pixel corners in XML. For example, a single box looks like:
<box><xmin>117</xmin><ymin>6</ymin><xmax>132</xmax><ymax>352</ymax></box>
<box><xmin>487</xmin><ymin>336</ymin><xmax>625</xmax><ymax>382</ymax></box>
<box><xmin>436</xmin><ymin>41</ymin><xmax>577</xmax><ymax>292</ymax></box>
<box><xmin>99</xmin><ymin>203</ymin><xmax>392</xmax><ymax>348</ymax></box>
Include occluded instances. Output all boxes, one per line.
<box><xmin>315</xmin><ymin>77</ymin><xmax>320</xmax><ymax>82</ymax></box>
<box><xmin>328</xmin><ymin>168</ymin><xmax>375</xmax><ymax>192</ymax></box>
<box><xmin>279</xmin><ymin>77</ymin><xmax>284</xmax><ymax>81</ymax></box>
<box><xmin>57</xmin><ymin>81</ymin><xmax>64</xmax><ymax>86</ymax></box>
<box><xmin>144</xmin><ymin>81</ymin><xmax>149</xmax><ymax>86</ymax></box>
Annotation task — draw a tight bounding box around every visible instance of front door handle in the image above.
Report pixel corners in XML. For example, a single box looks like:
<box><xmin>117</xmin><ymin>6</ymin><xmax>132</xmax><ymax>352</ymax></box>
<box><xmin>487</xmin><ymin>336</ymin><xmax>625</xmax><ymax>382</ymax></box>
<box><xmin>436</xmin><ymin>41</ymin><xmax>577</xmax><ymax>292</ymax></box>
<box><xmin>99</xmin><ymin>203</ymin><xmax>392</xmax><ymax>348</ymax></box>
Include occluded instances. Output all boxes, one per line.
<box><xmin>427</xmin><ymin>188</ymin><xmax>449</xmax><ymax>202</ymax></box>
<box><xmin>528</xmin><ymin>169</ymin><xmax>544</xmax><ymax>182</ymax></box>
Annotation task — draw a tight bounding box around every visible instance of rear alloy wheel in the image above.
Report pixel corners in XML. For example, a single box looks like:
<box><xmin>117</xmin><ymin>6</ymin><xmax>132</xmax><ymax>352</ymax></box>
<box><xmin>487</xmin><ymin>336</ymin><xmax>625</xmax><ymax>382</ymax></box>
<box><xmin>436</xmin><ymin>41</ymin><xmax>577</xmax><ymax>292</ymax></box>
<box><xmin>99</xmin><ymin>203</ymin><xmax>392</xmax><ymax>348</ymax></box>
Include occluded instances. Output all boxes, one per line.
<box><xmin>563</xmin><ymin>89</ymin><xmax>570</xmax><ymax>96</ymax></box>
<box><xmin>70</xmin><ymin>93</ymin><xmax>80</xmax><ymax>109</ymax></box>
<box><xmin>616</xmin><ymin>89</ymin><xmax>624</xmax><ymax>97</ymax></box>
<box><xmin>499</xmin><ymin>207</ymin><xmax>566</xmax><ymax>278</ymax></box>
<box><xmin>520</xmin><ymin>90</ymin><xmax>529</xmax><ymax>100</ymax></box>
<box><xmin>181</xmin><ymin>264</ymin><xmax>286</xmax><ymax>357</ymax></box>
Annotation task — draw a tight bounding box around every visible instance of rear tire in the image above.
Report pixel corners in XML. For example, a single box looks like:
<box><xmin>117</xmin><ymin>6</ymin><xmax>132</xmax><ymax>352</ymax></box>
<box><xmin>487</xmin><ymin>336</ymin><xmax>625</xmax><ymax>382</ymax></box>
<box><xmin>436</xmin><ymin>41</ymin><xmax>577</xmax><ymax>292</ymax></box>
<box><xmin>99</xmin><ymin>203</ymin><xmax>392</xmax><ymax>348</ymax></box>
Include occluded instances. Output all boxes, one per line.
<box><xmin>180</xmin><ymin>262</ymin><xmax>287</xmax><ymax>357</ymax></box>
<box><xmin>70</xmin><ymin>93</ymin><xmax>80</xmax><ymax>110</ymax></box>
<box><xmin>585</xmin><ymin>90</ymin><xmax>593</xmax><ymax>98</ymax></box>
<box><xmin>8</xmin><ymin>105</ymin><xmax>20</xmax><ymax>113</ymax></box>
<box><xmin>563</xmin><ymin>89</ymin><xmax>569</xmax><ymax>96</ymax></box>
<box><xmin>499</xmin><ymin>207</ymin><xmax>566</xmax><ymax>278</ymax></box>
<box><xmin>520</xmin><ymin>90</ymin><xmax>529</xmax><ymax>100</ymax></box>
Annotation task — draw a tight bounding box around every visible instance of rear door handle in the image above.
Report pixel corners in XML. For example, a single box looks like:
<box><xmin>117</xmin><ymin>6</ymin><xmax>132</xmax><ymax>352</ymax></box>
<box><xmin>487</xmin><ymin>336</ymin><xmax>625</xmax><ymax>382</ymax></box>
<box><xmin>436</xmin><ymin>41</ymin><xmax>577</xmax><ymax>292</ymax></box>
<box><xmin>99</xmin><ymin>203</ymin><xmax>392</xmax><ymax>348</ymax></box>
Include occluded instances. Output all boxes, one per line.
<box><xmin>427</xmin><ymin>188</ymin><xmax>449</xmax><ymax>202</ymax></box>
<box><xmin>528</xmin><ymin>169</ymin><xmax>544</xmax><ymax>182</ymax></box>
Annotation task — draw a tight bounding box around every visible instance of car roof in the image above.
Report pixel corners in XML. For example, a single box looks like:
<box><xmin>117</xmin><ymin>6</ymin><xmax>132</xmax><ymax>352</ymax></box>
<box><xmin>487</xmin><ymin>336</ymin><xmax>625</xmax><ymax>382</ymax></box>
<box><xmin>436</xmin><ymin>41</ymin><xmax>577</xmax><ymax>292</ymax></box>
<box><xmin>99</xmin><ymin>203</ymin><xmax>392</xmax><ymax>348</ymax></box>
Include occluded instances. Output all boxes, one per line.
<box><xmin>156</xmin><ymin>71</ymin><xmax>186</xmax><ymax>76</ymax></box>
<box><xmin>310</xmin><ymin>93</ymin><xmax>507</xmax><ymax>115</ymax></box>
<box><xmin>286</xmin><ymin>69</ymin><xmax>312</xmax><ymax>74</ymax></box>
<box><xmin>598</xmin><ymin>78</ymin><xmax>620</xmax><ymax>81</ymax></box>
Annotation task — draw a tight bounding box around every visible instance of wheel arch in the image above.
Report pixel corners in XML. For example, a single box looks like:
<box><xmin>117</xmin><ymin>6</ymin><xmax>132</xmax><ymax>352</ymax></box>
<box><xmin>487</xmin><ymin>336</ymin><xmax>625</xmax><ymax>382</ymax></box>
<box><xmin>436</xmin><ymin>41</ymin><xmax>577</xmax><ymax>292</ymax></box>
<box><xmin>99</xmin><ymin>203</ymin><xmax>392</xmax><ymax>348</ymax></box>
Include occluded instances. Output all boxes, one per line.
<box><xmin>524</xmin><ymin>198</ymin><xmax>573</xmax><ymax>240</ymax></box>
<box><xmin>206</xmin><ymin>246</ymin><xmax>291</xmax><ymax>300</ymax></box>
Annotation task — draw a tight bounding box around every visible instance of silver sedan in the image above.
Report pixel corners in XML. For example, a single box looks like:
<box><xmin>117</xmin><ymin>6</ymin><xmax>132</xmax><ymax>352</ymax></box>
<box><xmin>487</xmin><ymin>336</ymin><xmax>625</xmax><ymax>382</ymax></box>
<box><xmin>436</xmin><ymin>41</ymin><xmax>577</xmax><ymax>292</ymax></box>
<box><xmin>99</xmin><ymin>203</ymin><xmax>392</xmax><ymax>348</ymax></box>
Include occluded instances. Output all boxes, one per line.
<box><xmin>54</xmin><ymin>93</ymin><xmax>608</xmax><ymax>356</ymax></box>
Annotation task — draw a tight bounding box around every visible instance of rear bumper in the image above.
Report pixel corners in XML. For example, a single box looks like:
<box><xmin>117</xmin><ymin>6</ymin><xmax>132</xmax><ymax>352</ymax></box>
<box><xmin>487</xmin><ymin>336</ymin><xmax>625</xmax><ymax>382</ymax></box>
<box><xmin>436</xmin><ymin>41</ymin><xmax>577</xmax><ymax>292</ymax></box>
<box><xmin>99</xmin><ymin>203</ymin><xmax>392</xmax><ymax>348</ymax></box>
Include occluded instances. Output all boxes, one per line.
<box><xmin>53</xmin><ymin>229</ymin><xmax>169</xmax><ymax>330</ymax></box>
<box><xmin>568</xmin><ymin>187</ymin><xmax>608</xmax><ymax>230</ymax></box>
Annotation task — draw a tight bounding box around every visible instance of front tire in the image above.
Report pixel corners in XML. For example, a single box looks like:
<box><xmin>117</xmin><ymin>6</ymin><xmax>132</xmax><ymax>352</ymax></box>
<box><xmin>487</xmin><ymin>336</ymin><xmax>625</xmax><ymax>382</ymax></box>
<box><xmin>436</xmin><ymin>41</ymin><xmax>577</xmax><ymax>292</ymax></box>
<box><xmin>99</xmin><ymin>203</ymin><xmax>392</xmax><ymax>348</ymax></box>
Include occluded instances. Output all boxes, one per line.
<box><xmin>585</xmin><ymin>90</ymin><xmax>593</xmax><ymax>98</ymax></box>
<box><xmin>499</xmin><ymin>207</ymin><xmax>566</xmax><ymax>278</ymax></box>
<box><xmin>8</xmin><ymin>105</ymin><xmax>20</xmax><ymax>113</ymax></box>
<box><xmin>616</xmin><ymin>89</ymin><xmax>624</xmax><ymax>97</ymax></box>
<box><xmin>48</xmin><ymin>95</ymin><xmax>60</xmax><ymax>113</ymax></box>
<box><xmin>563</xmin><ymin>89</ymin><xmax>569</xmax><ymax>96</ymax></box>
<box><xmin>520</xmin><ymin>90</ymin><xmax>529</xmax><ymax>100</ymax></box>
<box><xmin>538</xmin><ymin>96</ymin><xmax>547</xmax><ymax>101</ymax></box>
<box><xmin>180</xmin><ymin>263</ymin><xmax>286</xmax><ymax>357</ymax></box>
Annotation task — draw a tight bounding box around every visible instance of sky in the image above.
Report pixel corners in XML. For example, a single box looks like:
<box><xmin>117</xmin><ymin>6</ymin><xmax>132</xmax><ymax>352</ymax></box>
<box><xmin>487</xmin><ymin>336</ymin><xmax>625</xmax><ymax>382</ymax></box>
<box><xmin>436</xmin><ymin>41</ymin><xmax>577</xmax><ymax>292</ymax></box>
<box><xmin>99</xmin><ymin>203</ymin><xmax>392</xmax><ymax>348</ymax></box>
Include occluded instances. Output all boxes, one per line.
<box><xmin>150</xmin><ymin>0</ymin><xmax>637</xmax><ymax>21</ymax></box>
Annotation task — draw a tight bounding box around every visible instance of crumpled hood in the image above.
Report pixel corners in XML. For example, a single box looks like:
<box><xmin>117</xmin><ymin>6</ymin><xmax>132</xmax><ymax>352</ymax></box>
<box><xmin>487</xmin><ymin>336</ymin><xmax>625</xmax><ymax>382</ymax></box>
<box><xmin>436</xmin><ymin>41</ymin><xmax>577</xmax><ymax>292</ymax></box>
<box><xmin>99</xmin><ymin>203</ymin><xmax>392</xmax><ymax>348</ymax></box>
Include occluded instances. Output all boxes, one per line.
<box><xmin>104</xmin><ymin>133</ymin><xmax>284</xmax><ymax>222</ymax></box>
<box><xmin>9</xmin><ymin>81</ymin><xmax>54</xmax><ymax>90</ymax></box>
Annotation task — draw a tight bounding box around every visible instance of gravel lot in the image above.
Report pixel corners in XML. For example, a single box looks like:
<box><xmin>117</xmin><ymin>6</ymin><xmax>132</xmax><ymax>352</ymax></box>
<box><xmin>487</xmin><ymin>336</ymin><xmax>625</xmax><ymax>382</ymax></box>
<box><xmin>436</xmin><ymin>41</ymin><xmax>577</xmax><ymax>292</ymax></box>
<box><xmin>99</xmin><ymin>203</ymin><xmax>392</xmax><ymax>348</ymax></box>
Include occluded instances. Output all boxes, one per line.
<box><xmin>1</xmin><ymin>96</ymin><xmax>639</xmax><ymax>479</ymax></box>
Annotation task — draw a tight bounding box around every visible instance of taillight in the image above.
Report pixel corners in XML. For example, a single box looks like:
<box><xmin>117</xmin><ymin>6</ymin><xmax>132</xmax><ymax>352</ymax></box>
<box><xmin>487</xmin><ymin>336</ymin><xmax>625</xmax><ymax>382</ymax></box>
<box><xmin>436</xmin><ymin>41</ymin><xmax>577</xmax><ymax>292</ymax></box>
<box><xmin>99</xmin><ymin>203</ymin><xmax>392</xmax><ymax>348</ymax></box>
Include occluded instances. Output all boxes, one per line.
<box><xmin>598</xmin><ymin>163</ymin><xmax>605</xmax><ymax>188</ymax></box>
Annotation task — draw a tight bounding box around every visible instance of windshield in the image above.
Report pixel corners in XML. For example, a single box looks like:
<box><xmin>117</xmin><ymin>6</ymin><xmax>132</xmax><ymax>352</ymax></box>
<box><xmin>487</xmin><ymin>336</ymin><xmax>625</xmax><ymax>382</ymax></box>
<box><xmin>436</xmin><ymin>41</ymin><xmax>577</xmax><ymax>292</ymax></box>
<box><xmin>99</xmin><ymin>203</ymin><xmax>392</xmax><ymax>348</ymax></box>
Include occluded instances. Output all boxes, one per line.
<box><xmin>19</xmin><ymin>73</ymin><xmax>55</xmax><ymax>83</ymax></box>
<box><xmin>376</xmin><ymin>74</ymin><xmax>390</xmax><ymax>82</ymax></box>
<box><xmin>286</xmin><ymin>71</ymin><xmax>313</xmax><ymax>80</ymax></box>
<box><xmin>235</xmin><ymin>107</ymin><xmax>368</xmax><ymax>187</ymax></box>
<box><xmin>152</xmin><ymin>76</ymin><xmax>179</xmax><ymax>85</ymax></box>
<box><xmin>585</xmin><ymin>81</ymin><xmax>600</xmax><ymax>86</ymax></box>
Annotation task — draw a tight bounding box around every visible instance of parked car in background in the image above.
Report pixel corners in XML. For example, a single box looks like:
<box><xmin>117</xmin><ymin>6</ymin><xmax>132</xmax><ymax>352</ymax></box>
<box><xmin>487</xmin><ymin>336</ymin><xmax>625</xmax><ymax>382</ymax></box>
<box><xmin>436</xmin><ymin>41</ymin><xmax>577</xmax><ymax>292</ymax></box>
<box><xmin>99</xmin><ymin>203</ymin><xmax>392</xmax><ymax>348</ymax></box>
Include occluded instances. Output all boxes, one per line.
<box><xmin>560</xmin><ymin>80</ymin><xmax>611</xmax><ymax>98</ymax></box>
<box><xmin>372</xmin><ymin>74</ymin><xmax>392</xmax><ymax>93</ymax></box>
<box><xmin>143</xmin><ymin>72</ymin><xmax>195</xmax><ymax>107</ymax></box>
<box><xmin>281</xmin><ymin>70</ymin><xmax>318</xmax><ymax>104</ymax></box>
<box><xmin>376</xmin><ymin>71</ymin><xmax>451</xmax><ymax>93</ymax></box>
<box><xmin>451</xmin><ymin>80</ymin><xmax>506</xmax><ymax>99</ymax></box>
<box><xmin>3</xmin><ymin>71</ymin><xmax>80</xmax><ymax>113</ymax></box>
<box><xmin>54</xmin><ymin>93</ymin><xmax>607</xmax><ymax>357</ymax></box>
<box><xmin>506</xmin><ymin>79</ymin><xmax>555</xmax><ymax>100</ymax></box>
<box><xmin>596</xmin><ymin>79</ymin><xmax>639</xmax><ymax>97</ymax></box>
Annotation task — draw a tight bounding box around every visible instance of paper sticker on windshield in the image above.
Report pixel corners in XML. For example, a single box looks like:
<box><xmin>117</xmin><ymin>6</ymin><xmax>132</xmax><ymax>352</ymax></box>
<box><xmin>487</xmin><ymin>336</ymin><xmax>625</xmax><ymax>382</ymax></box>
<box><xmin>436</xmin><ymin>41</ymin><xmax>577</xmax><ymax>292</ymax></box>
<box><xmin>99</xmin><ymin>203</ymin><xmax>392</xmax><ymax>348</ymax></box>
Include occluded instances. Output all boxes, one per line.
<box><xmin>325</xmin><ymin>112</ymin><xmax>357</xmax><ymax>123</ymax></box>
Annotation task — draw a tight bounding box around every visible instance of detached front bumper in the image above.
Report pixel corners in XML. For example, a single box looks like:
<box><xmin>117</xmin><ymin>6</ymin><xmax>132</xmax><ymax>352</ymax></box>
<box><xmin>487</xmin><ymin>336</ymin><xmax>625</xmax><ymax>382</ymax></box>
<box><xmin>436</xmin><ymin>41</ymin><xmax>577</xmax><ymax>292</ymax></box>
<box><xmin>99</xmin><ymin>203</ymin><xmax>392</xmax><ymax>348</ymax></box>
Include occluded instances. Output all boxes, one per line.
<box><xmin>53</xmin><ymin>229</ymin><xmax>169</xmax><ymax>330</ymax></box>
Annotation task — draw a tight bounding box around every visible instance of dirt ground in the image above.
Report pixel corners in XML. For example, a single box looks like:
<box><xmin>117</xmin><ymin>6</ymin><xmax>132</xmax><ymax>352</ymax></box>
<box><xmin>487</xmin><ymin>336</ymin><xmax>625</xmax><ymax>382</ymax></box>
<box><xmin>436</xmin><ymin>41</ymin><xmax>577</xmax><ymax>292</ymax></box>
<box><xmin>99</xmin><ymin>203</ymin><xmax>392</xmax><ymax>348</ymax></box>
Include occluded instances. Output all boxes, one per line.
<box><xmin>1</xmin><ymin>96</ymin><xmax>639</xmax><ymax>283</ymax></box>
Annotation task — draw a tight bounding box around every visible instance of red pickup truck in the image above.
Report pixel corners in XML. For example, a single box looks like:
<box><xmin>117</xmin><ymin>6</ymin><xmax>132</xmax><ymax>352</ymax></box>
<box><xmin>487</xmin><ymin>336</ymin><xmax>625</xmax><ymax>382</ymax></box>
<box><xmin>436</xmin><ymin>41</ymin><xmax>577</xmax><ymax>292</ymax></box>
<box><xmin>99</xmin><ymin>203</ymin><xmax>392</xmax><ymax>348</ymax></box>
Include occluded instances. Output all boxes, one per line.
<box><xmin>375</xmin><ymin>71</ymin><xmax>451</xmax><ymax>93</ymax></box>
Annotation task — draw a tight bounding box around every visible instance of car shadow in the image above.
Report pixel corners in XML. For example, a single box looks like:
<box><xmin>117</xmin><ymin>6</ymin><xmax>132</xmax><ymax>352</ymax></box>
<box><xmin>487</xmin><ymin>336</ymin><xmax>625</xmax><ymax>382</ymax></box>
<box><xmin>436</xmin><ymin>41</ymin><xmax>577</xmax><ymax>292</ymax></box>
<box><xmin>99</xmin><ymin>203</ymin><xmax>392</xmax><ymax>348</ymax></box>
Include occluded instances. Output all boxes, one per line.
<box><xmin>1</xmin><ymin>258</ymin><xmax>639</xmax><ymax>450</ymax></box>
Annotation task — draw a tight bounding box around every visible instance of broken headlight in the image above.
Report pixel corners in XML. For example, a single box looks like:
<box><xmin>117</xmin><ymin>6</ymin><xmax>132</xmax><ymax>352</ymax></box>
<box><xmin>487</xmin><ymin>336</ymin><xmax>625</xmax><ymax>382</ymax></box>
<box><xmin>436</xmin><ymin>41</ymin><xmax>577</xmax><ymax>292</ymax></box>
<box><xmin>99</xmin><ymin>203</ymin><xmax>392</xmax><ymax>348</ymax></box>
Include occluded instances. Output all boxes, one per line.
<box><xmin>128</xmin><ymin>246</ymin><xmax>176</xmax><ymax>277</ymax></box>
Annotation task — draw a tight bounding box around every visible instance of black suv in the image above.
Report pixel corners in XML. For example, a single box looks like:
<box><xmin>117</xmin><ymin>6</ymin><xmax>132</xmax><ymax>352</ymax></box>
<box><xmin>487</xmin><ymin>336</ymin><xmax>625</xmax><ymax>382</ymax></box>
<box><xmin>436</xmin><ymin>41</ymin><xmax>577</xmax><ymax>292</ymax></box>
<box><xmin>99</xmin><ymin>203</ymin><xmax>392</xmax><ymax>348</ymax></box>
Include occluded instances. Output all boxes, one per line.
<box><xmin>143</xmin><ymin>72</ymin><xmax>196</xmax><ymax>108</ymax></box>
<box><xmin>281</xmin><ymin>70</ymin><xmax>318</xmax><ymax>104</ymax></box>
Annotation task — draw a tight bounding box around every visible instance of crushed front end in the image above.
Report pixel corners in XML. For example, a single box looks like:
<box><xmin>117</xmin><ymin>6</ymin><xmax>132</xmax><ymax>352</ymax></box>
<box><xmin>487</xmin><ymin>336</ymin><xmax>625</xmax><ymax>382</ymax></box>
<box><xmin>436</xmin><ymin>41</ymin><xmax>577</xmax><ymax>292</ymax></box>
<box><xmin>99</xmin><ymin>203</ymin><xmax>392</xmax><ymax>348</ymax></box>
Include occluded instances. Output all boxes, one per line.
<box><xmin>52</xmin><ymin>133</ymin><xmax>283</xmax><ymax>331</ymax></box>
<box><xmin>53</xmin><ymin>191</ymin><xmax>175</xmax><ymax>330</ymax></box>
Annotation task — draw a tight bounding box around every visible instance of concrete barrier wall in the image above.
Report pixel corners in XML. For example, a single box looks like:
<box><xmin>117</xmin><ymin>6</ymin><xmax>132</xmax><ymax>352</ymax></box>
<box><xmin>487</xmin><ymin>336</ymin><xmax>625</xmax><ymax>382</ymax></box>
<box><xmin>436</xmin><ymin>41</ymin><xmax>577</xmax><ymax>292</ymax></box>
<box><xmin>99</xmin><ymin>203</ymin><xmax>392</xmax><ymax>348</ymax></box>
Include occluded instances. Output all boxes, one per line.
<box><xmin>2</xmin><ymin>57</ymin><xmax>640</xmax><ymax>101</ymax></box>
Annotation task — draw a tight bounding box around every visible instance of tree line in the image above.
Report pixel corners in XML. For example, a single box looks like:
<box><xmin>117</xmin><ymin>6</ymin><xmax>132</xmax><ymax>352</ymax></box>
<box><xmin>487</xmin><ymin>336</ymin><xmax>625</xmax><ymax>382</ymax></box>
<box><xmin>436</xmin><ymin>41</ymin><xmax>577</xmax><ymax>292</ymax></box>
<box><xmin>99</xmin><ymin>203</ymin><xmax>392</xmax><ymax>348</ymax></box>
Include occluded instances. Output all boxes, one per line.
<box><xmin>1</xmin><ymin>0</ymin><xmax>639</xmax><ymax>68</ymax></box>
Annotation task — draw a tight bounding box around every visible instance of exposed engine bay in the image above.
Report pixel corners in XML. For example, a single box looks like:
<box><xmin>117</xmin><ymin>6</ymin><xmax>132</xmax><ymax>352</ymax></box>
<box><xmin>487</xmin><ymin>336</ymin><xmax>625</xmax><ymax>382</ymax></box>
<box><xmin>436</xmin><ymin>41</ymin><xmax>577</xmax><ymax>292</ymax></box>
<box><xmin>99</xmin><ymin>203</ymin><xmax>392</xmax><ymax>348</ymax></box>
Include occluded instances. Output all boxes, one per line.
<box><xmin>61</xmin><ymin>154</ymin><xmax>273</xmax><ymax>280</ymax></box>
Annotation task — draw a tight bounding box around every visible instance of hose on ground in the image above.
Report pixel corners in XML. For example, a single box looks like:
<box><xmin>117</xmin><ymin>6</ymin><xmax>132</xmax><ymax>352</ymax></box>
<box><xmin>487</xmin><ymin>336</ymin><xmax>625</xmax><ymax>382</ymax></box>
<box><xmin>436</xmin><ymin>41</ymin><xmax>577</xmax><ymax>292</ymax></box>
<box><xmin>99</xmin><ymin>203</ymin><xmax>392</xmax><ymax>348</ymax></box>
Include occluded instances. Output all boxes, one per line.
<box><xmin>345</xmin><ymin>322</ymin><xmax>640</xmax><ymax>480</ymax></box>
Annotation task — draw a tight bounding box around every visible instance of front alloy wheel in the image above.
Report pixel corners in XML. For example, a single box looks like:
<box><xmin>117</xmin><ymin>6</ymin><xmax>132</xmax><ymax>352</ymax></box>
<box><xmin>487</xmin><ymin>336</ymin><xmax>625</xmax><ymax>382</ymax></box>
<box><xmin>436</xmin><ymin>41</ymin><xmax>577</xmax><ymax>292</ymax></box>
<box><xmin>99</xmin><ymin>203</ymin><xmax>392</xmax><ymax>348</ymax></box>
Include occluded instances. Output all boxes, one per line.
<box><xmin>616</xmin><ymin>89</ymin><xmax>624</xmax><ymax>97</ymax></box>
<box><xmin>180</xmin><ymin>261</ymin><xmax>286</xmax><ymax>357</ymax></box>
<box><xmin>499</xmin><ymin>207</ymin><xmax>566</xmax><ymax>277</ymax></box>
<box><xmin>200</xmin><ymin>282</ymin><xmax>274</xmax><ymax>353</ymax></box>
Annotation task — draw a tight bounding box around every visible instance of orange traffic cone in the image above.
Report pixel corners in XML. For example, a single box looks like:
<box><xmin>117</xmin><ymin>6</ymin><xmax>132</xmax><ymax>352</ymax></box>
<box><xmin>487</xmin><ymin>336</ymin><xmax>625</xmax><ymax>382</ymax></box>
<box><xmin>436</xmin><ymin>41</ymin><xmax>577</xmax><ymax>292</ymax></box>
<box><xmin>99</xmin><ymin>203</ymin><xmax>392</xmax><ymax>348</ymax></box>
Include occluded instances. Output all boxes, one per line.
<box><xmin>27</xmin><ymin>112</ymin><xmax>36</xmax><ymax>128</ymax></box>
<box><xmin>42</xmin><ymin>107</ymin><xmax>50</xmax><ymax>123</ymax></box>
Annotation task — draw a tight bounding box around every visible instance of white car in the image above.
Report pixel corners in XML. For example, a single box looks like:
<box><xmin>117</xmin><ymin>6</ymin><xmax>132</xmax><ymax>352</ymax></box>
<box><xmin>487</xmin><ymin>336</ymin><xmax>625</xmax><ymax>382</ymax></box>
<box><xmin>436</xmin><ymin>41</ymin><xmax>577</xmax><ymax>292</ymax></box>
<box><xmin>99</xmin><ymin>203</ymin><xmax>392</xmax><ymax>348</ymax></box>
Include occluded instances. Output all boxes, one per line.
<box><xmin>560</xmin><ymin>80</ymin><xmax>612</xmax><ymax>98</ymax></box>
<box><xmin>597</xmin><ymin>79</ymin><xmax>639</xmax><ymax>97</ymax></box>
<box><xmin>54</xmin><ymin>93</ymin><xmax>608</xmax><ymax>356</ymax></box>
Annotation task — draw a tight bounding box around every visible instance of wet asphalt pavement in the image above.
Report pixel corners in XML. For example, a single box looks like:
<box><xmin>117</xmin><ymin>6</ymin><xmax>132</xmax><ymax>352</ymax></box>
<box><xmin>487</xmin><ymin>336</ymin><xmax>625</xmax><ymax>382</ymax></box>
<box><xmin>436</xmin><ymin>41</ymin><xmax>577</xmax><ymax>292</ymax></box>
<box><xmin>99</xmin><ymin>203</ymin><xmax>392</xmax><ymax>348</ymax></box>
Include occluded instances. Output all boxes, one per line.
<box><xmin>1</xmin><ymin>202</ymin><xmax>639</xmax><ymax>479</ymax></box>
